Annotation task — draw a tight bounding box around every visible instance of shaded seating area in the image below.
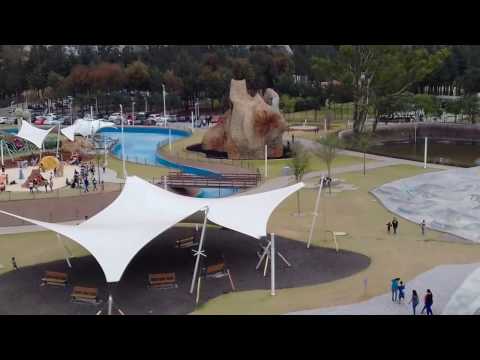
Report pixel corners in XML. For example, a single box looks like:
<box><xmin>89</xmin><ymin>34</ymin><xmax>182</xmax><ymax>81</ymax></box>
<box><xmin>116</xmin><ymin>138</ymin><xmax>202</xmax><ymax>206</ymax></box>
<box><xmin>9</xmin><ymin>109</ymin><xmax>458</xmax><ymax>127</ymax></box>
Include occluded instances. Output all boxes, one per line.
<box><xmin>41</xmin><ymin>271</ymin><xmax>68</xmax><ymax>287</ymax></box>
<box><xmin>0</xmin><ymin>176</ymin><xmax>306</xmax><ymax>314</ymax></box>
<box><xmin>148</xmin><ymin>273</ymin><xmax>178</xmax><ymax>289</ymax></box>
<box><xmin>205</xmin><ymin>261</ymin><xmax>235</xmax><ymax>291</ymax></box>
<box><xmin>71</xmin><ymin>286</ymin><xmax>99</xmax><ymax>304</ymax></box>
<box><xmin>175</xmin><ymin>236</ymin><xmax>198</xmax><ymax>249</ymax></box>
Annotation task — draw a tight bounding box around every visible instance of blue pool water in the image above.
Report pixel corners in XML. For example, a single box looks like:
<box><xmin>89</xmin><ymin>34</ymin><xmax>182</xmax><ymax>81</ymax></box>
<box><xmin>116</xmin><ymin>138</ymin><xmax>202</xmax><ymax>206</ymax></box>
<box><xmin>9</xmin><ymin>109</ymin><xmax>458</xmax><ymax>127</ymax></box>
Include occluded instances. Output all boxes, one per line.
<box><xmin>98</xmin><ymin>127</ymin><xmax>236</xmax><ymax>197</ymax></box>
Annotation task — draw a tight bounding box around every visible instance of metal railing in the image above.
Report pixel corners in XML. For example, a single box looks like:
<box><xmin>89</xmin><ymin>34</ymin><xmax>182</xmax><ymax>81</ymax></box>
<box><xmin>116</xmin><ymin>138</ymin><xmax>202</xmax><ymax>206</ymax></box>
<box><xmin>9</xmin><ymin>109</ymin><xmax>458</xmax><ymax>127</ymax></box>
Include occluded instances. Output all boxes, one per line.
<box><xmin>0</xmin><ymin>182</ymin><xmax>123</xmax><ymax>202</ymax></box>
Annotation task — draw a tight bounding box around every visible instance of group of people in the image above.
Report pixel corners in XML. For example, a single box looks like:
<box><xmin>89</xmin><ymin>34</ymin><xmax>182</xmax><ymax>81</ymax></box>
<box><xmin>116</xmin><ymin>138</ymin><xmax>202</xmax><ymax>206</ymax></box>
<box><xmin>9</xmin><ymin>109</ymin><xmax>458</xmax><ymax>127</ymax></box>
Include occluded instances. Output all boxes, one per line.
<box><xmin>67</xmin><ymin>162</ymin><xmax>98</xmax><ymax>192</ymax></box>
<box><xmin>386</xmin><ymin>217</ymin><xmax>399</xmax><ymax>234</ymax></box>
<box><xmin>391</xmin><ymin>278</ymin><xmax>434</xmax><ymax>315</ymax></box>
<box><xmin>28</xmin><ymin>174</ymin><xmax>54</xmax><ymax>193</ymax></box>
<box><xmin>387</xmin><ymin>217</ymin><xmax>427</xmax><ymax>236</ymax></box>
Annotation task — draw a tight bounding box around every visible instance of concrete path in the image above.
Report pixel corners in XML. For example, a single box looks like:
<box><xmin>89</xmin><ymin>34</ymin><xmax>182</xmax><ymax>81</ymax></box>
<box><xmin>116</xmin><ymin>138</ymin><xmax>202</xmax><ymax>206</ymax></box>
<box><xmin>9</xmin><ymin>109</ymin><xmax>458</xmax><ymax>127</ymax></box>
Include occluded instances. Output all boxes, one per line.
<box><xmin>243</xmin><ymin>138</ymin><xmax>454</xmax><ymax>195</ymax></box>
<box><xmin>289</xmin><ymin>262</ymin><xmax>480</xmax><ymax>315</ymax></box>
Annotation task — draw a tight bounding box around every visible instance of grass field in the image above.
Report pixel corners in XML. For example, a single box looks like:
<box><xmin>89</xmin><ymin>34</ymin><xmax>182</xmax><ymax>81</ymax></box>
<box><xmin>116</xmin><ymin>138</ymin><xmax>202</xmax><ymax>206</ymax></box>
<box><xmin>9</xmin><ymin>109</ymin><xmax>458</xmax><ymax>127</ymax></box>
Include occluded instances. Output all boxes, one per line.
<box><xmin>245</xmin><ymin>154</ymin><xmax>372</xmax><ymax>178</ymax></box>
<box><xmin>192</xmin><ymin>164</ymin><xmax>480</xmax><ymax>314</ymax></box>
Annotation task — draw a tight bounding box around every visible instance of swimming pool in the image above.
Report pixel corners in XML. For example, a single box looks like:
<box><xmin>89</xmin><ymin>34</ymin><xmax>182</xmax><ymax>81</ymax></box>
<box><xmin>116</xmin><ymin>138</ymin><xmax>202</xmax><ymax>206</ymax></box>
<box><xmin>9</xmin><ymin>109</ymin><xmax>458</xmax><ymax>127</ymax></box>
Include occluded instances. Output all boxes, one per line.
<box><xmin>98</xmin><ymin>127</ymin><xmax>236</xmax><ymax>197</ymax></box>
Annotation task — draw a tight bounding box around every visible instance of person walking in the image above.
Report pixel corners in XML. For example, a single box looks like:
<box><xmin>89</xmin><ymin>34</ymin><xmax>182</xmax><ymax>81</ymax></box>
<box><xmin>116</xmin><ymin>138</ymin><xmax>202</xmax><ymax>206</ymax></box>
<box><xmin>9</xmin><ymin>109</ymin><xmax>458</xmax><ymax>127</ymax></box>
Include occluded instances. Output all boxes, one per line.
<box><xmin>409</xmin><ymin>290</ymin><xmax>419</xmax><ymax>315</ymax></box>
<box><xmin>386</xmin><ymin>221</ymin><xmax>392</xmax><ymax>233</ymax></box>
<box><xmin>11</xmin><ymin>257</ymin><xmax>18</xmax><ymax>270</ymax></box>
<box><xmin>398</xmin><ymin>281</ymin><xmax>405</xmax><ymax>303</ymax></box>
<box><xmin>84</xmin><ymin>177</ymin><xmax>89</xmax><ymax>193</ymax></box>
<box><xmin>292</xmin><ymin>134</ymin><xmax>295</xmax><ymax>144</ymax></box>
<box><xmin>391</xmin><ymin>278</ymin><xmax>400</xmax><ymax>302</ymax></box>
<box><xmin>29</xmin><ymin>181</ymin><xmax>33</xmax><ymax>193</ymax></box>
<box><xmin>49</xmin><ymin>178</ymin><xmax>53</xmax><ymax>192</ymax></box>
<box><xmin>392</xmin><ymin>218</ymin><xmax>399</xmax><ymax>234</ymax></box>
<box><xmin>44</xmin><ymin>181</ymin><xmax>48</xmax><ymax>192</ymax></box>
<box><xmin>421</xmin><ymin>220</ymin><xmax>426</xmax><ymax>235</ymax></box>
<box><xmin>421</xmin><ymin>289</ymin><xmax>434</xmax><ymax>315</ymax></box>
<box><xmin>92</xmin><ymin>177</ymin><xmax>97</xmax><ymax>191</ymax></box>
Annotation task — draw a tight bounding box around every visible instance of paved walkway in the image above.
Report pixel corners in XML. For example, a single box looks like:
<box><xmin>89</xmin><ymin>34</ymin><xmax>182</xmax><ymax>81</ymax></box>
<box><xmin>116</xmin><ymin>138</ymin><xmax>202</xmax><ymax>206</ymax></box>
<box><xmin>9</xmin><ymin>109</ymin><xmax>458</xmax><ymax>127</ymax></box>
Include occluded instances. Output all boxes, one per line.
<box><xmin>243</xmin><ymin>138</ymin><xmax>454</xmax><ymax>195</ymax></box>
<box><xmin>289</xmin><ymin>262</ymin><xmax>480</xmax><ymax>315</ymax></box>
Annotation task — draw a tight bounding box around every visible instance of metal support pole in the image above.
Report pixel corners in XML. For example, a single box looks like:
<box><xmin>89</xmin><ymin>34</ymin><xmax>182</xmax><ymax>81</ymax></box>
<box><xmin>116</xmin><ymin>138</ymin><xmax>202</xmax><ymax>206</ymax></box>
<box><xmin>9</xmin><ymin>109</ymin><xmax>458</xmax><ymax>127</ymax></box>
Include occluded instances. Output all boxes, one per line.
<box><xmin>414</xmin><ymin>121</ymin><xmax>417</xmax><ymax>144</ymax></box>
<box><xmin>424</xmin><ymin>137</ymin><xmax>428</xmax><ymax>169</ymax></box>
<box><xmin>56</xmin><ymin>124</ymin><xmax>61</xmax><ymax>158</ymax></box>
<box><xmin>271</xmin><ymin>233</ymin><xmax>275</xmax><ymax>296</ymax></box>
<box><xmin>120</xmin><ymin>105</ymin><xmax>127</xmax><ymax>178</ymax></box>
<box><xmin>163</xmin><ymin>175</ymin><xmax>167</xmax><ymax>190</ymax></box>
<box><xmin>307</xmin><ymin>176</ymin><xmax>324</xmax><ymax>248</ymax></box>
<box><xmin>56</xmin><ymin>233</ymin><xmax>72</xmax><ymax>268</ymax></box>
<box><xmin>108</xmin><ymin>294</ymin><xmax>113</xmax><ymax>315</ymax></box>
<box><xmin>0</xmin><ymin>140</ymin><xmax>4</xmax><ymax>166</ymax></box>
<box><xmin>169</xmin><ymin>128</ymin><xmax>172</xmax><ymax>152</ymax></box>
<box><xmin>190</xmin><ymin>207</ymin><xmax>209</xmax><ymax>294</ymax></box>
<box><xmin>264</xmin><ymin>144</ymin><xmax>268</xmax><ymax>178</ymax></box>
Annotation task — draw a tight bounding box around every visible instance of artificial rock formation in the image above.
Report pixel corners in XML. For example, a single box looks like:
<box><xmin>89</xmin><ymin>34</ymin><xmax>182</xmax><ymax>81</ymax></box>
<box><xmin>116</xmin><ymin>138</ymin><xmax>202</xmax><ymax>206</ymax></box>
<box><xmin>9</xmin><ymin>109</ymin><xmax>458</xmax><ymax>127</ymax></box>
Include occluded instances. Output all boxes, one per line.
<box><xmin>201</xmin><ymin>80</ymin><xmax>287</xmax><ymax>159</ymax></box>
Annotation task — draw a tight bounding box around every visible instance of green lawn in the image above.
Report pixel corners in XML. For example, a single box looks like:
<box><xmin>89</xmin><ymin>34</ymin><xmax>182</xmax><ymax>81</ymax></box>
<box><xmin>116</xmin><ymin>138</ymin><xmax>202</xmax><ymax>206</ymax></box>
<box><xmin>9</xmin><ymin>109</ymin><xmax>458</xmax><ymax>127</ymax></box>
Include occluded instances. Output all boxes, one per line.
<box><xmin>193</xmin><ymin>164</ymin><xmax>480</xmax><ymax>314</ymax></box>
<box><xmin>247</xmin><ymin>154</ymin><xmax>372</xmax><ymax>178</ymax></box>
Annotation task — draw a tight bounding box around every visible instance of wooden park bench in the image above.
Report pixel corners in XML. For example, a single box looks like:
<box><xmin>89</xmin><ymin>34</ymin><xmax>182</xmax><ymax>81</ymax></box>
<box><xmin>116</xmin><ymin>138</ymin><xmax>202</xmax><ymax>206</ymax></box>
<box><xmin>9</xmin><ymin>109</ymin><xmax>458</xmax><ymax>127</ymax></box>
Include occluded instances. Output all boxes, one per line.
<box><xmin>148</xmin><ymin>273</ymin><xmax>178</xmax><ymax>289</ymax></box>
<box><xmin>175</xmin><ymin>236</ymin><xmax>198</xmax><ymax>249</ymax></box>
<box><xmin>41</xmin><ymin>271</ymin><xmax>68</xmax><ymax>287</ymax></box>
<box><xmin>205</xmin><ymin>262</ymin><xmax>236</xmax><ymax>291</ymax></box>
<box><xmin>71</xmin><ymin>286</ymin><xmax>99</xmax><ymax>304</ymax></box>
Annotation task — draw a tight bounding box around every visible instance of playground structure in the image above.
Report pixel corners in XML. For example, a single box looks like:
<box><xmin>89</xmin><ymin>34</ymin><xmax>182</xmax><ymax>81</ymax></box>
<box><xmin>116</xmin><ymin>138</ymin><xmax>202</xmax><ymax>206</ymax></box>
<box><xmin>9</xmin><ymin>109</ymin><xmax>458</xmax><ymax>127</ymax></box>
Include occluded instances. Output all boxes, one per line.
<box><xmin>21</xmin><ymin>169</ymin><xmax>47</xmax><ymax>188</ymax></box>
<box><xmin>39</xmin><ymin>156</ymin><xmax>60</xmax><ymax>172</ymax></box>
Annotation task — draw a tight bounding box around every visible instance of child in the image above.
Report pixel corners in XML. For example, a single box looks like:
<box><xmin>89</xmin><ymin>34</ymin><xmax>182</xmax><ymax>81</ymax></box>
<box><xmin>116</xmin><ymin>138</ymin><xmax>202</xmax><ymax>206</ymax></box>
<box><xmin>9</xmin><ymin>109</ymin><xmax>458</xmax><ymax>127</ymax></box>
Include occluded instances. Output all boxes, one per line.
<box><xmin>398</xmin><ymin>281</ymin><xmax>405</xmax><ymax>303</ymax></box>
<box><xmin>386</xmin><ymin>221</ymin><xmax>392</xmax><ymax>233</ymax></box>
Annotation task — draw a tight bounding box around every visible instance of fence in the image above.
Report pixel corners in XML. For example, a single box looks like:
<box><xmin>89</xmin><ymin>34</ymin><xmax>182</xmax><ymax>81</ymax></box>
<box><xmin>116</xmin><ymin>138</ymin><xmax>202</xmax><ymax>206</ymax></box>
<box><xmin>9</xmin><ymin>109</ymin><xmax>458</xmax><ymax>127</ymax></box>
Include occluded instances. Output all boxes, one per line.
<box><xmin>0</xmin><ymin>182</ymin><xmax>124</xmax><ymax>203</ymax></box>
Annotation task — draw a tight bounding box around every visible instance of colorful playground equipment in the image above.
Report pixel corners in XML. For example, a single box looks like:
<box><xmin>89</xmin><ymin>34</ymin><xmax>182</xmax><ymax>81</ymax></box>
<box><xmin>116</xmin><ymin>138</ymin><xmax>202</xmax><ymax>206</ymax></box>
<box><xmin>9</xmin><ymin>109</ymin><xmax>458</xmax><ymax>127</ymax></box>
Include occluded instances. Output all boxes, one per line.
<box><xmin>21</xmin><ymin>169</ymin><xmax>47</xmax><ymax>188</ymax></box>
<box><xmin>39</xmin><ymin>156</ymin><xmax>60</xmax><ymax>172</ymax></box>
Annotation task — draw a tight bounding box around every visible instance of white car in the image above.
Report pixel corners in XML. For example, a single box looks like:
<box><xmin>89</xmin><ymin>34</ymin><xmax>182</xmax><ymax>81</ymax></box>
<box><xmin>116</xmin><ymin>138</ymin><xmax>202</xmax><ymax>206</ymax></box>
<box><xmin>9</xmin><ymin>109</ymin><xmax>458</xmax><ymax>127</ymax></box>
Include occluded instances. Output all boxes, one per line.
<box><xmin>0</xmin><ymin>116</ymin><xmax>8</xmax><ymax>124</ymax></box>
<box><xmin>108</xmin><ymin>113</ymin><xmax>122</xmax><ymax>122</ymax></box>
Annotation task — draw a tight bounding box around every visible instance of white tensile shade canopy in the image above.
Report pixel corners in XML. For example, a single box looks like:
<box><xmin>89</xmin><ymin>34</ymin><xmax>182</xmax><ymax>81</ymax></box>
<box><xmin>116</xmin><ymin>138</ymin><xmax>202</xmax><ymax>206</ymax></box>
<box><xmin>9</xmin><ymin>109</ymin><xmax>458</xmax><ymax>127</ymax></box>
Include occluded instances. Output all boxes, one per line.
<box><xmin>75</xmin><ymin>119</ymin><xmax>115</xmax><ymax>138</ymax></box>
<box><xmin>60</xmin><ymin>119</ymin><xmax>115</xmax><ymax>141</ymax></box>
<box><xmin>16</xmin><ymin>120</ymin><xmax>55</xmax><ymax>149</ymax></box>
<box><xmin>60</xmin><ymin>124</ymin><xmax>76</xmax><ymax>142</ymax></box>
<box><xmin>0</xmin><ymin>176</ymin><xmax>304</xmax><ymax>283</ymax></box>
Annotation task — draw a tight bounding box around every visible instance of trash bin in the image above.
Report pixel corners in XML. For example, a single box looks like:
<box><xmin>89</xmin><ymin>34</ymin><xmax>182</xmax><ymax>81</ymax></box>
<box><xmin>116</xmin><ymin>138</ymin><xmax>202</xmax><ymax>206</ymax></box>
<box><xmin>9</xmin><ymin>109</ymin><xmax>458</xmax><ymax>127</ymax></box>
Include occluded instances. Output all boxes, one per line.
<box><xmin>282</xmin><ymin>166</ymin><xmax>292</xmax><ymax>176</ymax></box>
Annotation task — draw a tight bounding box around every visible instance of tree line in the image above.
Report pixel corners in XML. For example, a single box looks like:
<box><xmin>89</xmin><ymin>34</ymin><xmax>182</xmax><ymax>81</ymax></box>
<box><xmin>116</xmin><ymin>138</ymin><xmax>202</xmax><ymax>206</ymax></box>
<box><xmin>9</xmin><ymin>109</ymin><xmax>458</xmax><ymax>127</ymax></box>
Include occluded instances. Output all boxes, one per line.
<box><xmin>2</xmin><ymin>45</ymin><xmax>480</xmax><ymax>128</ymax></box>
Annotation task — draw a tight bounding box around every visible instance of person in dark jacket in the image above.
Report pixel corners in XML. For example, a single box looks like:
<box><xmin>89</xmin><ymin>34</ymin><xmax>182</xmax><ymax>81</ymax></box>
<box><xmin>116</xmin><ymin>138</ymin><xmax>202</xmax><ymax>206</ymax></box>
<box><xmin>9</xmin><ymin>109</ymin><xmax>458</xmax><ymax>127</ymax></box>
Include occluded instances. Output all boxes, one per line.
<box><xmin>409</xmin><ymin>290</ymin><xmax>419</xmax><ymax>315</ymax></box>
<box><xmin>421</xmin><ymin>289</ymin><xmax>434</xmax><ymax>315</ymax></box>
<box><xmin>392</xmin><ymin>218</ymin><xmax>399</xmax><ymax>234</ymax></box>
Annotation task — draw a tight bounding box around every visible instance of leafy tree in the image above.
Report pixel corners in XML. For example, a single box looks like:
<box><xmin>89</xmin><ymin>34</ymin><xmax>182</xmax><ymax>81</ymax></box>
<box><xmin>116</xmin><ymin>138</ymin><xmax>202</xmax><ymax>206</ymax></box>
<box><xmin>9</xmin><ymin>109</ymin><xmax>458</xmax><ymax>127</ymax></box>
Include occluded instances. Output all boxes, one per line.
<box><xmin>353</xmin><ymin>133</ymin><xmax>373</xmax><ymax>175</ymax></box>
<box><xmin>316</xmin><ymin>133</ymin><xmax>341</xmax><ymax>182</ymax></box>
<box><xmin>459</xmin><ymin>96</ymin><xmax>480</xmax><ymax>123</ymax></box>
<box><xmin>312</xmin><ymin>46</ymin><xmax>450</xmax><ymax>133</ymax></box>
<box><xmin>288</xmin><ymin>144</ymin><xmax>310</xmax><ymax>214</ymax></box>
<box><xmin>125</xmin><ymin>60</ymin><xmax>150</xmax><ymax>90</ymax></box>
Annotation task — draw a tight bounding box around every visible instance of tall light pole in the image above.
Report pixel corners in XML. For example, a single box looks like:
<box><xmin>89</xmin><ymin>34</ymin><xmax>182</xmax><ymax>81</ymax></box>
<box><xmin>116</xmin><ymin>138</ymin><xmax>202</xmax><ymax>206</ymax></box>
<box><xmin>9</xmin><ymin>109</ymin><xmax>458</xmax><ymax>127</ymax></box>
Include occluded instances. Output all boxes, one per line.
<box><xmin>120</xmin><ymin>104</ymin><xmax>127</xmax><ymax>178</ymax></box>
<box><xmin>162</xmin><ymin>84</ymin><xmax>167</xmax><ymax>127</ymax></box>
<box><xmin>132</xmin><ymin>101</ymin><xmax>135</xmax><ymax>127</ymax></box>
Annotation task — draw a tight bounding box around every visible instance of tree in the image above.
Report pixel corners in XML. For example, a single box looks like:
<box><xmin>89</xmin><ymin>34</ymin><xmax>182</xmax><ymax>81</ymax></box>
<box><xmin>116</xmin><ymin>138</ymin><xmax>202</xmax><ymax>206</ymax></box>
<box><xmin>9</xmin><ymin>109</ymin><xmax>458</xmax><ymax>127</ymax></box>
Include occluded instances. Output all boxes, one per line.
<box><xmin>316</xmin><ymin>133</ymin><xmax>341</xmax><ymax>190</ymax></box>
<box><xmin>288</xmin><ymin>144</ymin><xmax>310</xmax><ymax>215</ymax></box>
<box><xmin>353</xmin><ymin>133</ymin><xmax>373</xmax><ymax>175</ymax></box>
<box><xmin>459</xmin><ymin>96</ymin><xmax>480</xmax><ymax>123</ymax></box>
<box><xmin>125</xmin><ymin>61</ymin><xmax>150</xmax><ymax>90</ymax></box>
<box><xmin>312</xmin><ymin>46</ymin><xmax>450</xmax><ymax>133</ymax></box>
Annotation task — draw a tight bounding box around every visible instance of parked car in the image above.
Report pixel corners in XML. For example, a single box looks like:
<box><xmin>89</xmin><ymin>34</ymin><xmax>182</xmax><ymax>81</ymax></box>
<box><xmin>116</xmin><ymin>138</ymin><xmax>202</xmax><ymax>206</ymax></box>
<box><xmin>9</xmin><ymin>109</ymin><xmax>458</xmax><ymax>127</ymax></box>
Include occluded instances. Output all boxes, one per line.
<box><xmin>34</xmin><ymin>117</ymin><xmax>47</xmax><ymax>125</ymax></box>
<box><xmin>0</xmin><ymin>116</ymin><xmax>8</xmax><ymax>124</ymax></box>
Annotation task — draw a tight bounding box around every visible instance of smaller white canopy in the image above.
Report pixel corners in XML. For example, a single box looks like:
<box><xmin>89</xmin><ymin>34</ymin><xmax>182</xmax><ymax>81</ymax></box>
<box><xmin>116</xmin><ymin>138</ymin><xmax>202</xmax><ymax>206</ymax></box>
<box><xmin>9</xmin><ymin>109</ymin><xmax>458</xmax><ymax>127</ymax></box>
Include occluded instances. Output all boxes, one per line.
<box><xmin>60</xmin><ymin>124</ymin><xmax>76</xmax><ymax>142</ymax></box>
<box><xmin>75</xmin><ymin>119</ymin><xmax>115</xmax><ymax>138</ymax></box>
<box><xmin>16</xmin><ymin>120</ymin><xmax>54</xmax><ymax>149</ymax></box>
<box><xmin>60</xmin><ymin>119</ymin><xmax>115</xmax><ymax>141</ymax></box>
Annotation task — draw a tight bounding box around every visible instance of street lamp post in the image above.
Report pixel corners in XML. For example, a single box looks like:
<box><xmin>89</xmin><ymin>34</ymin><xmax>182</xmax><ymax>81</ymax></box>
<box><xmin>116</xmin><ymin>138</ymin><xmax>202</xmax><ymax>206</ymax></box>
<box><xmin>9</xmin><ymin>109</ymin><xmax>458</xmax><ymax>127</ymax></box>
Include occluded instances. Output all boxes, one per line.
<box><xmin>132</xmin><ymin>101</ymin><xmax>135</xmax><ymax>127</ymax></box>
<box><xmin>162</xmin><ymin>84</ymin><xmax>167</xmax><ymax>127</ymax></box>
